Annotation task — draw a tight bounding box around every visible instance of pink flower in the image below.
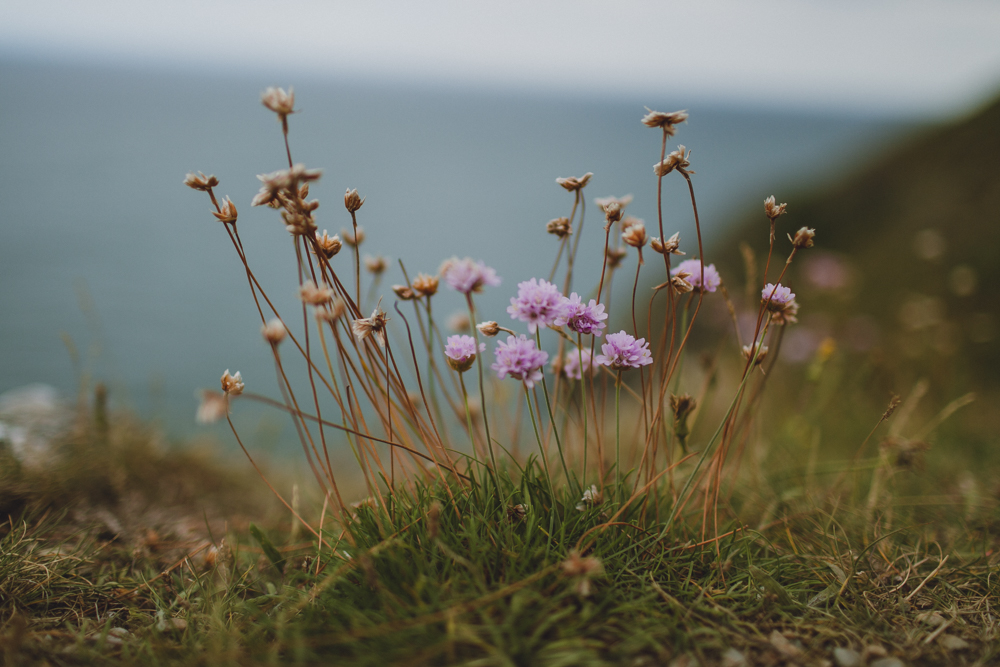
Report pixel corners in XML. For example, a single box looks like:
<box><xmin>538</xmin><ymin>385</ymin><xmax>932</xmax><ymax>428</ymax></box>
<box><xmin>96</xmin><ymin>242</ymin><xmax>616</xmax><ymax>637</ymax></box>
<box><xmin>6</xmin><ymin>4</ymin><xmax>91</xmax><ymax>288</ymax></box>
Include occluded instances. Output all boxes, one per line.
<box><xmin>507</xmin><ymin>278</ymin><xmax>565</xmax><ymax>333</ymax></box>
<box><xmin>444</xmin><ymin>335</ymin><xmax>484</xmax><ymax>373</ymax></box>
<box><xmin>761</xmin><ymin>283</ymin><xmax>795</xmax><ymax>309</ymax></box>
<box><xmin>671</xmin><ymin>259</ymin><xmax>721</xmax><ymax>293</ymax></box>
<box><xmin>596</xmin><ymin>331</ymin><xmax>653</xmax><ymax>370</ymax></box>
<box><xmin>492</xmin><ymin>335</ymin><xmax>549</xmax><ymax>388</ymax></box>
<box><xmin>440</xmin><ymin>257</ymin><xmax>501</xmax><ymax>295</ymax></box>
<box><xmin>560</xmin><ymin>348</ymin><xmax>593</xmax><ymax>380</ymax></box>
<box><xmin>556</xmin><ymin>293</ymin><xmax>608</xmax><ymax>336</ymax></box>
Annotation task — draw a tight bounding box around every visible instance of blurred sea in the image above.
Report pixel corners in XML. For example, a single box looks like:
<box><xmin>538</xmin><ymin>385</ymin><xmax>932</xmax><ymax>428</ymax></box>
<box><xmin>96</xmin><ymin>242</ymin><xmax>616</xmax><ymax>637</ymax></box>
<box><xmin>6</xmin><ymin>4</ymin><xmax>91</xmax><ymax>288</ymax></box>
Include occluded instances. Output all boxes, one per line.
<box><xmin>0</xmin><ymin>58</ymin><xmax>912</xmax><ymax>439</ymax></box>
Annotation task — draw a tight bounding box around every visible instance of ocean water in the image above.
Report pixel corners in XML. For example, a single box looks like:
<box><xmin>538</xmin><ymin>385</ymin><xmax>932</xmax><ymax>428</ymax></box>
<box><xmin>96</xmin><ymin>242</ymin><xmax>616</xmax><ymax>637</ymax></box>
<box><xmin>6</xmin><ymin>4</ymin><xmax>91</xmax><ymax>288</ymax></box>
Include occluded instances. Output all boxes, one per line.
<box><xmin>0</xmin><ymin>59</ymin><xmax>909</xmax><ymax>439</ymax></box>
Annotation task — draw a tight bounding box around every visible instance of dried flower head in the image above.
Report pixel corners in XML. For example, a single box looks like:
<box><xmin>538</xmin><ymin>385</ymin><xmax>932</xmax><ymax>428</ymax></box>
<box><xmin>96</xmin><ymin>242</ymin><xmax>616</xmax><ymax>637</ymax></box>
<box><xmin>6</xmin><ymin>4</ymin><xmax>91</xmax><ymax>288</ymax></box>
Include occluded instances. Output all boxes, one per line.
<box><xmin>491</xmin><ymin>335</ymin><xmax>549</xmax><ymax>388</ymax></box>
<box><xmin>402</xmin><ymin>274</ymin><xmax>434</xmax><ymax>298</ymax></box>
<box><xmin>575</xmin><ymin>484</ymin><xmax>603</xmax><ymax>511</ymax></box>
<box><xmin>742</xmin><ymin>343</ymin><xmax>769</xmax><ymax>366</ymax></box>
<box><xmin>477</xmin><ymin>321</ymin><xmax>501</xmax><ymax>337</ymax></box>
<box><xmin>261</xmin><ymin>87</ymin><xmax>295</xmax><ymax>117</ymax></box>
<box><xmin>641</xmin><ymin>108</ymin><xmax>688</xmax><ymax>133</ymax></box>
<box><xmin>364</xmin><ymin>255</ymin><xmax>387</xmax><ymax>275</ymax></box>
<box><xmin>220</xmin><ymin>369</ymin><xmax>244</xmax><ymax>396</ymax></box>
<box><xmin>672</xmin><ymin>259</ymin><xmax>721</xmax><ymax>293</ymax></box>
<box><xmin>444</xmin><ymin>334</ymin><xmax>484</xmax><ymax>373</ymax></box>
<box><xmin>211</xmin><ymin>196</ymin><xmax>238</xmax><ymax>224</ymax></box>
<box><xmin>562</xmin><ymin>550</ymin><xmax>604</xmax><ymax>596</ymax></box>
<box><xmin>602</xmin><ymin>201</ymin><xmax>623</xmax><ymax>226</ymax></box>
<box><xmin>261</xmin><ymin>319</ymin><xmax>287</xmax><ymax>346</ymax></box>
<box><xmin>555</xmin><ymin>172</ymin><xmax>593</xmax><ymax>192</ymax></box>
<box><xmin>507</xmin><ymin>504</ymin><xmax>528</xmax><ymax>523</ymax></box>
<box><xmin>764</xmin><ymin>195</ymin><xmax>787</xmax><ymax>221</ymax></box>
<box><xmin>606</xmin><ymin>247</ymin><xmax>628</xmax><ymax>269</ymax></box>
<box><xmin>596</xmin><ymin>331</ymin><xmax>653</xmax><ymax>370</ymax></box>
<box><xmin>622</xmin><ymin>222</ymin><xmax>647</xmax><ymax>248</ymax></box>
<box><xmin>654</xmin><ymin>145</ymin><xmax>693</xmax><ymax>177</ymax></box>
<box><xmin>594</xmin><ymin>194</ymin><xmax>634</xmax><ymax>211</ymax></box>
<box><xmin>299</xmin><ymin>280</ymin><xmax>332</xmax><ymax>305</ymax></box>
<box><xmin>448</xmin><ymin>312</ymin><xmax>471</xmax><ymax>332</ymax></box>
<box><xmin>315</xmin><ymin>230</ymin><xmax>342</xmax><ymax>258</ymax></box>
<box><xmin>316</xmin><ymin>299</ymin><xmax>346</xmax><ymax>323</ymax></box>
<box><xmin>789</xmin><ymin>226</ymin><xmax>816</xmax><ymax>249</ymax></box>
<box><xmin>352</xmin><ymin>305</ymin><xmax>388</xmax><ymax>347</ymax></box>
<box><xmin>507</xmin><ymin>278</ymin><xmax>566</xmax><ymax>333</ymax></box>
<box><xmin>344</xmin><ymin>188</ymin><xmax>365</xmax><ymax>213</ymax></box>
<box><xmin>392</xmin><ymin>284</ymin><xmax>417</xmax><ymax>300</ymax></box>
<box><xmin>650</xmin><ymin>232</ymin><xmax>685</xmax><ymax>256</ymax></box>
<box><xmin>440</xmin><ymin>257</ymin><xmax>501</xmax><ymax>295</ymax></box>
<box><xmin>196</xmin><ymin>390</ymin><xmax>229</xmax><ymax>424</ymax></box>
<box><xmin>341</xmin><ymin>226</ymin><xmax>365</xmax><ymax>247</ymax></box>
<box><xmin>762</xmin><ymin>283</ymin><xmax>799</xmax><ymax>324</ymax></box>
<box><xmin>546</xmin><ymin>217</ymin><xmax>572</xmax><ymax>238</ymax></box>
<box><xmin>184</xmin><ymin>172</ymin><xmax>219</xmax><ymax>192</ymax></box>
<box><xmin>668</xmin><ymin>271</ymin><xmax>694</xmax><ymax>294</ymax></box>
<box><xmin>556</xmin><ymin>293</ymin><xmax>608</xmax><ymax>336</ymax></box>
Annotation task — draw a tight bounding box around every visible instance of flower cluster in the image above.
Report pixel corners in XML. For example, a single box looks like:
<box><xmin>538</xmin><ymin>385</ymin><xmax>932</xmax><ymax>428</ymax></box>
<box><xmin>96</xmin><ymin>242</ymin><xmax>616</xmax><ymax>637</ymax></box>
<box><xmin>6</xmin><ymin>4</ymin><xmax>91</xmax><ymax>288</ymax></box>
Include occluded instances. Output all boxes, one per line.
<box><xmin>507</xmin><ymin>278</ymin><xmax>565</xmax><ymax>333</ymax></box>
<box><xmin>491</xmin><ymin>335</ymin><xmax>548</xmax><ymax>388</ymax></box>
<box><xmin>596</xmin><ymin>331</ymin><xmax>653</xmax><ymax>370</ymax></box>
<box><xmin>671</xmin><ymin>259</ymin><xmax>721</xmax><ymax>293</ymax></box>
<box><xmin>761</xmin><ymin>283</ymin><xmax>799</xmax><ymax>324</ymax></box>
<box><xmin>441</xmin><ymin>257</ymin><xmax>502</xmax><ymax>295</ymax></box>
<box><xmin>558</xmin><ymin>348</ymin><xmax>593</xmax><ymax>381</ymax></box>
<box><xmin>556</xmin><ymin>293</ymin><xmax>608</xmax><ymax>336</ymax></box>
<box><xmin>444</xmin><ymin>335</ymin><xmax>484</xmax><ymax>373</ymax></box>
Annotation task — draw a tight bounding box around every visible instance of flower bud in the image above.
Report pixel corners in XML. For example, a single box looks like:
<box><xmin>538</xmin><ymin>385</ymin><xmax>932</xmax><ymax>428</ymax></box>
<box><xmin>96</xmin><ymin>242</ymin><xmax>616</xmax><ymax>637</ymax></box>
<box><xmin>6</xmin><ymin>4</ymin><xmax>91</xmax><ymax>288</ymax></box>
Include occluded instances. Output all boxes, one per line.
<box><xmin>546</xmin><ymin>217</ymin><xmax>572</xmax><ymax>238</ymax></box>
<box><xmin>789</xmin><ymin>227</ymin><xmax>816</xmax><ymax>249</ymax></box>
<box><xmin>477</xmin><ymin>321</ymin><xmax>500</xmax><ymax>337</ymax></box>
<box><xmin>764</xmin><ymin>195</ymin><xmax>787</xmax><ymax>221</ymax></box>
<box><xmin>622</xmin><ymin>222</ymin><xmax>647</xmax><ymax>248</ymax></box>
<box><xmin>262</xmin><ymin>319</ymin><xmax>287</xmax><ymax>346</ymax></box>
<box><xmin>184</xmin><ymin>172</ymin><xmax>219</xmax><ymax>191</ymax></box>
<box><xmin>411</xmin><ymin>273</ymin><xmax>439</xmax><ymax>297</ymax></box>
<box><xmin>344</xmin><ymin>188</ymin><xmax>365</xmax><ymax>213</ymax></box>
<box><xmin>221</xmin><ymin>369</ymin><xmax>245</xmax><ymax>395</ymax></box>
<box><xmin>315</xmin><ymin>230</ymin><xmax>342</xmax><ymax>258</ymax></box>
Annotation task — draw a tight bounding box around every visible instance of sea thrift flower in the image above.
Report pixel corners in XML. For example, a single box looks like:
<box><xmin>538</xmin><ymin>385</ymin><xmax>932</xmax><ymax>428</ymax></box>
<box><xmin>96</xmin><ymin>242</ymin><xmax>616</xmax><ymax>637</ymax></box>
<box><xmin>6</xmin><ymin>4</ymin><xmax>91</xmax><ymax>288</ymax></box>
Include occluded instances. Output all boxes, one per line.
<box><xmin>392</xmin><ymin>284</ymin><xmax>416</xmax><ymax>300</ymax></box>
<box><xmin>299</xmin><ymin>280</ymin><xmax>332</xmax><ymax>305</ymax></box>
<box><xmin>546</xmin><ymin>217</ymin><xmax>572</xmax><ymax>238</ymax></box>
<box><xmin>441</xmin><ymin>257</ymin><xmax>502</xmax><ymax>295</ymax></box>
<box><xmin>341</xmin><ymin>226</ymin><xmax>365</xmax><ymax>246</ymax></box>
<box><xmin>742</xmin><ymin>343</ymin><xmax>769</xmax><ymax>366</ymax></box>
<box><xmin>196</xmin><ymin>390</ymin><xmax>229</xmax><ymax>424</ymax></box>
<box><xmin>605</xmin><ymin>248</ymin><xmax>627</xmax><ymax>268</ymax></box>
<box><xmin>507</xmin><ymin>278</ymin><xmax>565</xmax><ymax>333</ymax></box>
<box><xmin>316</xmin><ymin>299</ymin><xmax>346</xmax><ymax>323</ymax></box>
<box><xmin>220</xmin><ymin>370</ymin><xmax>244</xmax><ymax>396</ymax></box>
<box><xmin>601</xmin><ymin>201</ymin><xmax>623</xmax><ymax>226</ymax></box>
<box><xmin>559</xmin><ymin>348</ymin><xmax>593</xmax><ymax>381</ymax></box>
<box><xmin>575</xmin><ymin>484</ymin><xmax>603</xmax><ymax>511</ymax></box>
<box><xmin>789</xmin><ymin>226</ymin><xmax>816</xmax><ymax>249</ymax></box>
<box><xmin>262</xmin><ymin>319</ymin><xmax>286</xmax><ymax>346</ymax></box>
<box><xmin>491</xmin><ymin>335</ymin><xmax>548</xmax><ymax>388</ymax></box>
<box><xmin>622</xmin><ymin>222</ymin><xmax>647</xmax><ymax>248</ymax></box>
<box><xmin>651</xmin><ymin>232</ymin><xmax>684</xmax><ymax>256</ymax></box>
<box><xmin>641</xmin><ymin>108</ymin><xmax>688</xmax><ymax>133</ymax></box>
<box><xmin>364</xmin><ymin>255</ymin><xmax>387</xmax><ymax>275</ymax></box>
<box><xmin>594</xmin><ymin>194</ymin><xmax>634</xmax><ymax>210</ymax></box>
<box><xmin>654</xmin><ymin>145</ymin><xmax>693</xmax><ymax>177</ymax></box>
<box><xmin>448</xmin><ymin>312</ymin><xmax>471</xmax><ymax>332</ymax></box>
<box><xmin>555</xmin><ymin>172</ymin><xmax>593</xmax><ymax>192</ymax></box>
<box><xmin>212</xmin><ymin>196</ymin><xmax>238</xmax><ymax>224</ymax></box>
<box><xmin>261</xmin><ymin>87</ymin><xmax>295</xmax><ymax>117</ymax></box>
<box><xmin>444</xmin><ymin>335</ymin><xmax>484</xmax><ymax>373</ymax></box>
<box><xmin>596</xmin><ymin>331</ymin><xmax>653</xmax><ymax>370</ymax></box>
<box><xmin>762</xmin><ymin>283</ymin><xmax>799</xmax><ymax>324</ymax></box>
<box><xmin>184</xmin><ymin>172</ymin><xmax>219</xmax><ymax>191</ymax></box>
<box><xmin>352</xmin><ymin>306</ymin><xmax>388</xmax><ymax>347</ymax></box>
<box><xmin>556</xmin><ymin>293</ymin><xmax>608</xmax><ymax>336</ymax></box>
<box><xmin>764</xmin><ymin>195</ymin><xmax>787</xmax><ymax>221</ymax></box>
<box><xmin>344</xmin><ymin>188</ymin><xmax>365</xmax><ymax>213</ymax></box>
<box><xmin>672</xmin><ymin>259</ymin><xmax>721</xmax><ymax>293</ymax></box>
<box><xmin>315</xmin><ymin>230</ymin><xmax>342</xmax><ymax>258</ymax></box>
<box><xmin>670</xmin><ymin>271</ymin><xmax>695</xmax><ymax>294</ymax></box>
<box><xmin>477</xmin><ymin>321</ymin><xmax>501</xmax><ymax>337</ymax></box>
<box><xmin>411</xmin><ymin>273</ymin><xmax>439</xmax><ymax>297</ymax></box>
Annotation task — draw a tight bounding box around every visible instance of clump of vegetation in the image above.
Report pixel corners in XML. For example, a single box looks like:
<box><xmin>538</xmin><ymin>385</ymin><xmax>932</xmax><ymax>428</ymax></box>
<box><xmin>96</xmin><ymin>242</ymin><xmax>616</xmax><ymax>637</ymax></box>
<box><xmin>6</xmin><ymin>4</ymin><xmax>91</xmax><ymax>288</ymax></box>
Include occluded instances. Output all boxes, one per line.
<box><xmin>2</xmin><ymin>87</ymin><xmax>998</xmax><ymax>666</ymax></box>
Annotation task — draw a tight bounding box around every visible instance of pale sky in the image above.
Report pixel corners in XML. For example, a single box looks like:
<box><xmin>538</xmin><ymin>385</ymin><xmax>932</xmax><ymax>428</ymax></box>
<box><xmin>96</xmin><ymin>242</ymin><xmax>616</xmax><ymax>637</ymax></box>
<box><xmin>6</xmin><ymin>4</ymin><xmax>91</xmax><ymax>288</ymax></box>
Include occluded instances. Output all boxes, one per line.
<box><xmin>2</xmin><ymin>0</ymin><xmax>1000</xmax><ymax>115</ymax></box>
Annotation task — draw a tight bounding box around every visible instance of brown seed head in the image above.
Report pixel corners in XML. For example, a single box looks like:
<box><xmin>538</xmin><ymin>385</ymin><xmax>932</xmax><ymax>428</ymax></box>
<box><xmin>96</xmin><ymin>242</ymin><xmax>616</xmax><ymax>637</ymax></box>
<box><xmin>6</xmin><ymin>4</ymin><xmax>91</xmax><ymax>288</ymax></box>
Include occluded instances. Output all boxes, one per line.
<box><xmin>650</xmin><ymin>231</ymin><xmax>684</xmax><ymax>256</ymax></box>
<box><xmin>654</xmin><ymin>145</ymin><xmax>693</xmax><ymax>177</ymax></box>
<box><xmin>606</xmin><ymin>247</ymin><xmax>627</xmax><ymax>268</ymax></box>
<box><xmin>364</xmin><ymin>255</ymin><xmax>387</xmax><ymax>274</ymax></box>
<box><xmin>212</xmin><ymin>196</ymin><xmax>238</xmax><ymax>224</ymax></box>
<box><xmin>641</xmin><ymin>108</ymin><xmax>688</xmax><ymax>133</ymax></box>
<box><xmin>670</xmin><ymin>271</ymin><xmax>694</xmax><ymax>294</ymax></box>
<box><xmin>261</xmin><ymin>86</ymin><xmax>295</xmax><ymax>117</ymax></box>
<box><xmin>352</xmin><ymin>305</ymin><xmax>389</xmax><ymax>347</ymax></box>
<box><xmin>477</xmin><ymin>321</ymin><xmax>501</xmax><ymax>337</ymax></box>
<box><xmin>342</xmin><ymin>226</ymin><xmax>365</xmax><ymax>247</ymax></box>
<box><xmin>769</xmin><ymin>300</ymin><xmax>799</xmax><ymax>325</ymax></box>
<box><xmin>315</xmin><ymin>298</ymin><xmax>346</xmax><ymax>323</ymax></box>
<box><xmin>507</xmin><ymin>503</ymin><xmax>527</xmax><ymax>523</ymax></box>
<box><xmin>344</xmin><ymin>188</ymin><xmax>365</xmax><ymax>213</ymax></box>
<box><xmin>594</xmin><ymin>194</ymin><xmax>634</xmax><ymax>210</ymax></box>
<box><xmin>546</xmin><ymin>217</ymin><xmax>572</xmax><ymax>238</ymax></box>
<box><xmin>315</xmin><ymin>230</ymin><xmax>342</xmax><ymax>258</ymax></box>
<box><xmin>883</xmin><ymin>394</ymin><xmax>902</xmax><ymax>421</ymax></box>
<box><xmin>220</xmin><ymin>369</ymin><xmax>245</xmax><ymax>396</ymax></box>
<box><xmin>742</xmin><ymin>343</ymin><xmax>769</xmax><ymax>366</ymax></box>
<box><xmin>184</xmin><ymin>172</ymin><xmax>219</xmax><ymax>192</ymax></box>
<box><xmin>602</xmin><ymin>201</ymin><xmax>623</xmax><ymax>227</ymax></box>
<box><xmin>299</xmin><ymin>280</ymin><xmax>333</xmax><ymax>305</ymax></box>
<box><xmin>764</xmin><ymin>195</ymin><xmax>787</xmax><ymax>221</ymax></box>
<box><xmin>622</xmin><ymin>222</ymin><xmax>647</xmax><ymax>248</ymax></box>
<box><xmin>261</xmin><ymin>319</ymin><xmax>287</xmax><ymax>346</ymax></box>
<box><xmin>789</xmin><ymin>226</ymin><xmax>816</xmax><ymax>249</ymax></box>
<box><xmin>411</xmin><ymin>273</ymin><xmax>439</xmax><ymax>297</ymax></box>
<box><xmin>555</xmin><ymin>172</ymin><xmax>593</xmax><ymax>192</ymax></box>
<box><xmin>392</xmin><ymin>284</ymin><xmax>417</xmax><ymax>300</ymax></box>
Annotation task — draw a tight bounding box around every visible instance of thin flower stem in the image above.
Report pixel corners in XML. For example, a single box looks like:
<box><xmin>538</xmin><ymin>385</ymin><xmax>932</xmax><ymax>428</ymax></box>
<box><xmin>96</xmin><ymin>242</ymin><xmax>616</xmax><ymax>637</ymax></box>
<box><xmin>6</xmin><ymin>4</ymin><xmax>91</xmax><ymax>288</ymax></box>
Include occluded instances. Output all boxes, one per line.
<box><xmin>524</xmin><ymin>385</ymin><xmax>554</xmax><ymax>494</ymax></box>
<box><xmin>615</xmin><ymin>370</ymin><xmax>623</xmax><ymax>501</ymax></box>
<box><xmin>459</xmin><ymin>373</ymin><xmax>477</xmax><ymax>453</ymax></box>
<box><xmin>578</xmin><ymin>332</ymin><xmax>588</xmax><ymax>488</ymax></box>
<box><xmin>466</xmin><ymin>294</ymin><xmax>498</xmax><ymax>483</ymax></box>
<box><xmin>535</xmin><ymin>329</ymin><xmax>574</xmax><ymax>491</ymax></box>
<box><xmin>351</xmin><ymin>211</ymin><xmax>361</xmax><ymax>308</ymax></box>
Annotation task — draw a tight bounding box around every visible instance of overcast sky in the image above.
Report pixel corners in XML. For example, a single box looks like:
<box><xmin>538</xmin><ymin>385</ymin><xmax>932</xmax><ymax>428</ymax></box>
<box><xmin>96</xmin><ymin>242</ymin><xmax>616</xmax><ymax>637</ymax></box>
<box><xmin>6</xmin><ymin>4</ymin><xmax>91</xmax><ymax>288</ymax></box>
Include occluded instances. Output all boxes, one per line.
<box><xmin>2</xmin><ymin>0</ymin><xmax>1000</xmax><ymax>115</ymax></box>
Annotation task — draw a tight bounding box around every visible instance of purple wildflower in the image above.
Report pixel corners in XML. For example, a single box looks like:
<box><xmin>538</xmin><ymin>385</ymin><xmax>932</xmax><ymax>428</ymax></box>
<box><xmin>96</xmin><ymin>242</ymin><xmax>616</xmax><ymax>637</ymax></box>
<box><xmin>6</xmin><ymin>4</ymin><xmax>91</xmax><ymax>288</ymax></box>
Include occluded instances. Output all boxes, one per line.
<box><xmin>671</xmin><ymin>259</ymin><xmax>721</xmax><ymax>293</ymax></box>
<box><xmin>441</xmin><ymin>257</ymin><xmax>501</xmax><ymax>295</ymax></box>
<box><xmin>761</xmin><ymin>283</ymin><xmax>799</xmax><ymax>324</ymax></box>
<box><xmin>596</xmin><ymin>331</ymin><xmax>653</xmax><ymax>370</ymax></box>
<box><xmin>492</xmin><ymin>335</ymin><xmax>549</xmax><ymax>388</ymax></box>
<box><xmin>556</xmin><ymin>293</ymin><xmax>608</xmax><ymax>336</ymax></box>
<box><xmin>560</xmin><ymin>348</ymin><xmax>593</xmax><ymax>381</ymax></box>
<box><xmin>506</xmin><ymin>278</ymin><xmax>565</xmax><ymax>333</ymax></box>
<box><xmin>444</xmin><ymin>334</ymin><xmax>485</xmax><ymax>373</ymax></box>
